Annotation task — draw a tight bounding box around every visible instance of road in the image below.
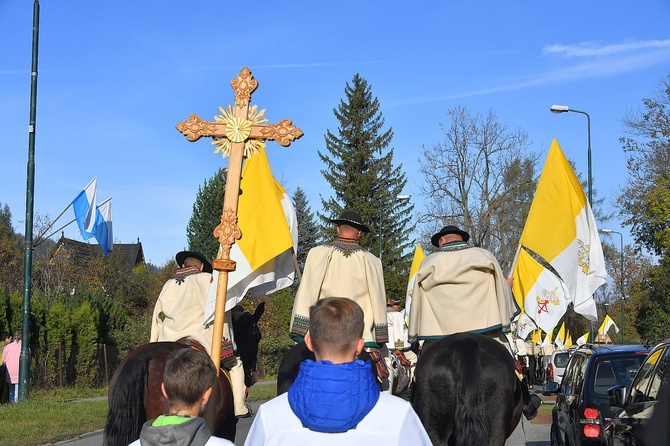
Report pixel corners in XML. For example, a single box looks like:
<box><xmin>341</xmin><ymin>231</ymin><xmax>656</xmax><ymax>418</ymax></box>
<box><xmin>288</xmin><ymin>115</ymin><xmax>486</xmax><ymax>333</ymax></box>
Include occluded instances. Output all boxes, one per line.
<box><xmin>48</xmin><ymin>397</ymin><xmax>550</xmax><ymax>446</ymax></box>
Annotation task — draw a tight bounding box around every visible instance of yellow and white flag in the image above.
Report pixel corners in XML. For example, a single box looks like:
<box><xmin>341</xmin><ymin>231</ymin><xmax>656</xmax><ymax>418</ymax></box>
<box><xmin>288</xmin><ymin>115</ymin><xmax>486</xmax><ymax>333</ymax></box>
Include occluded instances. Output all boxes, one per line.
<box><xmin>204</xmin><ymin>146</ymin><xmax>298</xmax><ymax>325</ymax></box>
<box><xmin>598</xmin><ymin>314</ymin><xmax>620</xmax><ymax>335</ymax></box>
<box><xmin>576</xmin><ymin>331</ymin><xmax>590</xmax><ymax>345</ymax></box>
<box><xmin>512</xmin><ymin>248</ymin><xmax>570</xmax><ymax>333</ymax></box>
<box><xmin>541</xmin><ymin>329</ymin><xmax>553</xmax><ymax>347</ymax></box>
<box><xmin>532</xmin><ymin>329</ymin><xmax>542</xmax><ymax>345</ymax></box>
<box><xmin>517</xmin><ymin>140</ymin><xmax>606</xmax><ymax>323</ymax></box>
<box><xmin>516</xmin><ymin>312</ymin><xmax>538</xmax><ymax>340</ymax></box>
<box><xmin>554</xmin><ymin>322</ymin><xmax>567</xmax><ymax>349</ymax></box>
<box><xmin>564</xmin><ymin>332</ymin><xmax>573</xmax><ymax>349</ymax></box>
<box><xmin>404</xmin><ymin>243</ymin><xmax>425</xmax><ymax>324</ymax></box>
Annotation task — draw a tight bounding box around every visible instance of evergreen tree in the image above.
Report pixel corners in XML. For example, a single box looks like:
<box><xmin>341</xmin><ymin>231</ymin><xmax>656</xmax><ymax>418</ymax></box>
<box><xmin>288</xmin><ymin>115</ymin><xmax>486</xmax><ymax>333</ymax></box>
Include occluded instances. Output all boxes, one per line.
<box><xmin>318</xmin><ymin>74</ymin><xmax>413</xmax><ymax>300</ymax></box>
<box><xmin>292</xmin><ymin>186</ymin><xmax>319</xmax><ymax>275</ymax></box>
<box><xmin>0</xmin><ymin>203</ymin><xmax>22</xmax><ymax>293</ymax></box>
<box><xmin>186</xmin><ymin>171</ymin><xmax>225</xmax><ymax>260</ymax></box>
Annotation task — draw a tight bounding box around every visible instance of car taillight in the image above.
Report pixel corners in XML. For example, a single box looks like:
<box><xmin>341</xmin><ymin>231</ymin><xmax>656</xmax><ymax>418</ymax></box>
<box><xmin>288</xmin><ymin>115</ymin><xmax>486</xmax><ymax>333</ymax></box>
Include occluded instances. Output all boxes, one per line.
<box><xmin>583</xmin><ymin>424</ymin><xmax>601</xmax><ymax>438</ymax></box>
<box><xmin>581</xmin><ymin>408</ymin><xmax>601</xmax><ymax>438</ymax></box>
<box><xmin>548</xmin><ymin>364</ymin><xmax>554</xmax><ymax>379</ymax></box>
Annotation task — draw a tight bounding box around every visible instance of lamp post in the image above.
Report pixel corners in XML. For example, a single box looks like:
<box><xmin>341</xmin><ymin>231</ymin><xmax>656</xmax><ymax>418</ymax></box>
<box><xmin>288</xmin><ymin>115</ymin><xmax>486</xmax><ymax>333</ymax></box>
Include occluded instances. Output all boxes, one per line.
<box><xmin>550</xmin><ymin>105</ymin><xmax>592</xmax><ymax>205</ymax></box>
<box><xmin>379</xmin><ymin>194</ymin><xmax>410</xmax><ymax>260</ymax></box>
<box><xmin>551</xmin><ymin>104</ymin><xmax>593</xmax><ymax>341</ymax></box>
<box><xmin>600</xmin><ymin>228</ymin><xmax>625</xmax><ymax>344</ymax></box>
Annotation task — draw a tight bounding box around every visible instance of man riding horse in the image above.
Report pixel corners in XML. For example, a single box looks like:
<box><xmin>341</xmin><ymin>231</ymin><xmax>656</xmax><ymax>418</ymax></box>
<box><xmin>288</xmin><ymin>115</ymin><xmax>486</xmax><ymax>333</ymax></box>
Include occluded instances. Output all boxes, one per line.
<box><xmin>408</xmin><ymin>225</ymin><xmax>539</xmax><ymax>420</ymax></box>
<box><xmin>150</xmin><ymin>251</ymin><xmax>251</xmax><ymax>418</ymax></box>
<box><xmin>289</xmin><ymin>211</ymin><xmax>393</xmax><ymax>392</ymax></box>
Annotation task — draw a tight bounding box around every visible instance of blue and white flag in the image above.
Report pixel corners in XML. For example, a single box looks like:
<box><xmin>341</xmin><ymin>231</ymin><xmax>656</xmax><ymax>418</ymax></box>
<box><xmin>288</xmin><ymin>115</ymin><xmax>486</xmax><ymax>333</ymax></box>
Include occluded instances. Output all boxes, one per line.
<box><xmin>72</xmin><ymin>178</ymin><xmax>97</xmax><ymax>240</ymax></box>
<box><xmin>94</xmin><ymin>198</ymin><xmax>113</xmax><ymax>256</ymax></box>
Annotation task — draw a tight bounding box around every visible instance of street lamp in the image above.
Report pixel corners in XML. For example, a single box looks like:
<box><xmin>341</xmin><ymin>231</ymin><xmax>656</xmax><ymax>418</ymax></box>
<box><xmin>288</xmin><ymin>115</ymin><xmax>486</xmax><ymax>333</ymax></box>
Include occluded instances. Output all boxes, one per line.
<box><xmin>379</xmin><ymin>194</ymin><xmax>411</xmax><ymax>260</ymax></box>
<box><xmin>600</xmin><ymin>228</ymin><xmax>625</xmax><ymax>344</ymax></box>
<box><xmin>551</xmin><ymin>104</ymin><xmax>593</xmax><ymax>341</ymax></box>
<box><xmin>550</xmin><ymin>105</ymin><xmax>592</xmax><ymax>206</ymax></box>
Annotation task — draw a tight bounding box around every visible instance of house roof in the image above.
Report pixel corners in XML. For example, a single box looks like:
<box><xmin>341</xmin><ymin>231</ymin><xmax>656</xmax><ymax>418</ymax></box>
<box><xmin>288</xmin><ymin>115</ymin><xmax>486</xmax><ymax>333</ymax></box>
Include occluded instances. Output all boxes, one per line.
<box><xmin>51</xmin><ymin>236</ymin><xmax>145</xmax><ymax>273</ymax></box>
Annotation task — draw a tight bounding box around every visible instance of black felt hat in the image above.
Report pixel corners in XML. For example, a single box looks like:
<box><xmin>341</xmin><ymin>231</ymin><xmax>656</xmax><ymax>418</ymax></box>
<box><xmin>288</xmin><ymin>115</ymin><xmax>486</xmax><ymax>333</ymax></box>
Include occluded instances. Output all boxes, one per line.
<box><xmin>175</xmin><ymin>251</ymin><xmax>213</xmax><ymax>274</ymax></box>
<box><xmin>330</xmin><ymin>210</ymin><xmax>370</xmax><ymax>233</ymax></box>
<box><xmin>431</xmin><ymin>225</ymin><xmax>470</xmax><ymax>247</ymax></box>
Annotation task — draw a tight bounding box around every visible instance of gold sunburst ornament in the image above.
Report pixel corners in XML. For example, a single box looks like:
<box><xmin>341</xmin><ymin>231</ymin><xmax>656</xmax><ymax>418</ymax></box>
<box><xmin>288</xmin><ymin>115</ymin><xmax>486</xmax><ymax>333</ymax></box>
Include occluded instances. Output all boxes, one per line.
<box><xmin>212</xmin><ymin>104</ymin><xmax>268</xmax><ymax>158</ymax></box>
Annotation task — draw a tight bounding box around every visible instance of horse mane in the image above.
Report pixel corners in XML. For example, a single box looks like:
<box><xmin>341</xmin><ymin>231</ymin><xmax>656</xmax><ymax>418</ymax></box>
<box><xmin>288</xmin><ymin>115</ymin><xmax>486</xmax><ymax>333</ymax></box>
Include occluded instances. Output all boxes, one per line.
<box><xmin>104</xmin><ymin>348</ymin><xmax>153</xmax><ymax>446</ymax></box>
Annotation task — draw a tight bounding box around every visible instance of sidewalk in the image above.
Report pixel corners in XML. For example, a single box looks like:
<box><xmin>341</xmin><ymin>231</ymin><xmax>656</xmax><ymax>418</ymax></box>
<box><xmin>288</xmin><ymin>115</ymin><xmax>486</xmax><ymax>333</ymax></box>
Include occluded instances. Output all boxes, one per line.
<box><xmin>507</xmin><ymin>417</ymin><xmax>551</xmax><ymax>446</ymax></box>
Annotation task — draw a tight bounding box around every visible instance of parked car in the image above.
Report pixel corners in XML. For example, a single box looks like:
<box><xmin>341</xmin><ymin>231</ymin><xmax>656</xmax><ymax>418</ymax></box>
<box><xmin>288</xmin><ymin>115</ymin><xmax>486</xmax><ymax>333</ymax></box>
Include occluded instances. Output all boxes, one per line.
<box><xmin>547</xmin><ymin>349</ymin><xmax>571</xmax><ymax>384</ymax></box>
<box><xmin>604</xmin><ymin>339</ymin><xmax>670</xmax><ymax>445</ymax></box>
<box><xmin>544</xmin><ymin>343</ymin><xmax>650</xmax><ymax>446</ymax></box>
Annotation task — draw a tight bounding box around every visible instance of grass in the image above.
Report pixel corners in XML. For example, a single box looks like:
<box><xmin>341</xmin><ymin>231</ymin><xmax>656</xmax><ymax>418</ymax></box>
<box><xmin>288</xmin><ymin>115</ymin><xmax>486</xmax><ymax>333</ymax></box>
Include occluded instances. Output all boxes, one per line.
<box><xmin>248</xmin><ymin>380</ymin><xmax>277</xmax><ymax>402</ymax></box>
<box><xmin>0</xmin><ymin>381</ymin><xmax>278</xmax><ymax>446</ymax></box>
<box><xmin>0</xmin><ymin>396</ymin><xmax>108</xmax><ymax>446</ymax></box>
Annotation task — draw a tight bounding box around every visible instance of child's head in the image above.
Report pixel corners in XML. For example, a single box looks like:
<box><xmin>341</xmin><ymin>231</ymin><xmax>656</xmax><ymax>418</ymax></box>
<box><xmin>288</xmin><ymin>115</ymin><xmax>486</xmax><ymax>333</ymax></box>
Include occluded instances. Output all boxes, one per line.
<box><xmin>163</xmin><ymin>348</ymin><xmax>216</xmax><ymax>409</ymax></box>
<box><xmin>307</xmin><ymin>297</ymin><xmax>364</xmax><ymax>360</ymax></box>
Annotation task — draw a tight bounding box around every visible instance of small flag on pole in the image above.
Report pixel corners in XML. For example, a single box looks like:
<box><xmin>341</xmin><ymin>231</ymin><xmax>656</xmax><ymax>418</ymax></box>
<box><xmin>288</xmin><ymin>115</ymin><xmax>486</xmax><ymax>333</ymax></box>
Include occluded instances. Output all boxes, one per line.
<box><xmin>94</xmin><ymin>198</ymin><xmax>113</xmax><ymax>256</ymax></box>
<box><xmin>404</xmin><ymin>243</ymin><xmax>425</xmax><ymax>324</ymax></box>
<box><xmin>71</xmin><ymin>178</ymin><xmax>97</xmax><ymax>240</ymax></box>
<box><xmin>598</xmin><ymin>314</ymin><xmax>620</xmax><ymax>335</ymax></box>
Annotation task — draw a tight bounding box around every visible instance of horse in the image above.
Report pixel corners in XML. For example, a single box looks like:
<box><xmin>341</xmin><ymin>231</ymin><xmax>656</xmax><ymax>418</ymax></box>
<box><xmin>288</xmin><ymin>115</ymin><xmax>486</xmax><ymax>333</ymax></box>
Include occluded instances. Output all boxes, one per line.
<box><xmin>104</xmin><ymin>302</ymin><xmax>265</xmax><ymax>446</ymax></box>
<box><xmin>276</xmin><ymin>342</ymin><xmax>412</xmax><ymax>396</ymax></box>
<box><xmin>412</xmin><ymin>332</ymin><xmax>524</xmax><ymax>446</ymax></box>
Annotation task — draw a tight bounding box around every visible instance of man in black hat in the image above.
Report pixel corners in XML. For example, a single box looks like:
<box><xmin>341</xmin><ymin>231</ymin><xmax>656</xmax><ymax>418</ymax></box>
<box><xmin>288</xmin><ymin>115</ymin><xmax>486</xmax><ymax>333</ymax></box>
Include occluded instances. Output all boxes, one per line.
<box><xmin>407</xmin><ymin>225</ymin><xmax>518</xmax><ymax>343</ymax></box>
<box><xmin>151</xmin><ymin>251</ymin><xmax>252</xmax><ymax>418</ymax></box>
<box><xmin>407</xmin><ymin>225</ymin><xmax>540</xmax><ymax>419</ymax></box>
<box><xmin>151</xmin><ymin>251</ymin><xmax>215</xmax><ymax>352</ymax></box>
<box><xmin>289</xmin><ymin>211</ymin><xmax>391</xmax><ymax>389</ymax></box>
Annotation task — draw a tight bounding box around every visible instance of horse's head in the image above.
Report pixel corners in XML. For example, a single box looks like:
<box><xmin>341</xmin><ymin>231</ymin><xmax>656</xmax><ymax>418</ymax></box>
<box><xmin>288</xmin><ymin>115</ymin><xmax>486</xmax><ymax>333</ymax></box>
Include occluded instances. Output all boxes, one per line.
<box><xmin>232</xmin><ymin>302</ymin><xmax>265</xmax><ymax>387</ymax></box>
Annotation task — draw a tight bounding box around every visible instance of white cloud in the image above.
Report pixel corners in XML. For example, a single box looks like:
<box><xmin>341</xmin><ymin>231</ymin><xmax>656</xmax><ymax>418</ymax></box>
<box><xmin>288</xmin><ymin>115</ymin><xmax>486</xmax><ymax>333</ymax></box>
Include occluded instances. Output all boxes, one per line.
<box><xmin>543</xmin><ymin>39</ymin><xmax>670</xmax><ymax>58</ymax></box>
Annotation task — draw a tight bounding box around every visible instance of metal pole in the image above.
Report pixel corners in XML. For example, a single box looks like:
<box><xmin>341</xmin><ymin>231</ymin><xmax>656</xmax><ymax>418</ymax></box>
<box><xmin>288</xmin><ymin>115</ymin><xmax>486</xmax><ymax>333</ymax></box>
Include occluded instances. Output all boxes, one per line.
<box><xmin>611</xmin><ymin>230</ymin><xmax>625</xmax><ymax>344</ymax></box>
<box><xmin>570</xmin><ymin>109</ymin><xmax>594</xmax><ymax>341</ymax></box>
<box><xmin>20</xmin><ymin>0</ymin><xmax>40</xmax><ymax>402</ymax></box>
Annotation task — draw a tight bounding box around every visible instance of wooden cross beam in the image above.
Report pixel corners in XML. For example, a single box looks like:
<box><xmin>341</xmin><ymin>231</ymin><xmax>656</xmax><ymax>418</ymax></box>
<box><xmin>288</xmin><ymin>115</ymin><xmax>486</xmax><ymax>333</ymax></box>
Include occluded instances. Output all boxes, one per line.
<box><xmin>176</xmin><ymin>67</ymin><xmax>303</xmax><ymax>370</ymax></box>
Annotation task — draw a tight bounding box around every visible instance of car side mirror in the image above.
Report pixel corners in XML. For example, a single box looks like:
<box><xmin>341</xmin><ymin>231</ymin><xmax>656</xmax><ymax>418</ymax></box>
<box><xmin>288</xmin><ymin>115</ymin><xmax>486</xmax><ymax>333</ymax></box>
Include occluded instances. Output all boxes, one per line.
<box><xmin>543</xmin><ymin>381</ymin><xmax>559</xmax><ymax>395</ymax></box>
<box><xmin>608</xmin><ymin>385</ymin><xmax>627</xmax><ymax>407</ymax></box>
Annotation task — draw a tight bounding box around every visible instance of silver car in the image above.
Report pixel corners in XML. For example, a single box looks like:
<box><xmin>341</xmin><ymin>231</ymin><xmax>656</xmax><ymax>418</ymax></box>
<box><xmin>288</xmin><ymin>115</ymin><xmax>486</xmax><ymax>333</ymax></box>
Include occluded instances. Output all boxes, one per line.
<box><xmin>547</xmin><ymin>349</ymin><xmax>570</xmax><ymax>384</ymax></box>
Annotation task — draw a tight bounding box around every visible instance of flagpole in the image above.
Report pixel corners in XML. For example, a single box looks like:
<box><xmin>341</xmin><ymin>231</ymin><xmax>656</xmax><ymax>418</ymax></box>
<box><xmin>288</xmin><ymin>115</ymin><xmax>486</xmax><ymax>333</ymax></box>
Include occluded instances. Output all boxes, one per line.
<box><xmin>34</xmin><ymin>218</ymin><xmax>76</xmax><ymax>246</ymax></box>
<box><xmin>508</xmin><ymin>243</ymin><xmax>522</xmax><ymax>279</ymax></box>
<box><xmin>291</xmin><ymin>249</ymin><xmax>303</xmax><ymax>281</ymax></box>
<box><xmin>32</xmin><ymin>202</ymin><xmax>72</xmax><ymax>246</ymax></box>
<box><xmin>19</xmin><ymin>0</ymin><xmax>40</xmax><ymax>402</ymax></box>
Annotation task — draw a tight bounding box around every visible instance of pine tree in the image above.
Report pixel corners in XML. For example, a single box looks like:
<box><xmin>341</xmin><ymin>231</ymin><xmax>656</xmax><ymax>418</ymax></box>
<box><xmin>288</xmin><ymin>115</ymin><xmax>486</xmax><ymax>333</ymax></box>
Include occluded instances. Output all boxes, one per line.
<box><xmin>292</xmin><ymin>186</ymin><xmax>319</xmax><ymax>275</ymax></box>
<box><xmin>186</xmin><ymin>171</ymin><xmax>225</xmax><ymax>261</ymax></box>
<box><xmin>318</xmin><ymin>74</ymin><xmax>413</xmax><ymax>300</ymax></box>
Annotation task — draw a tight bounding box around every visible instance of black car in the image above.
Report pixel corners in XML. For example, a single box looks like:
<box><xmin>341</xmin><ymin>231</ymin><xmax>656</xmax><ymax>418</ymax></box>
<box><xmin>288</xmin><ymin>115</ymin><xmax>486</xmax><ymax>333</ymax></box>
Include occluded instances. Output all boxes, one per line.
<box><xmin>604</xmin><ymin>339</ymin><xmax>670</xmax><ymax>445</ymax></box>
<box><xmin>544</xmin><ymin>343</ymin><xmax>650</xmax><ymax>446</ymax></box>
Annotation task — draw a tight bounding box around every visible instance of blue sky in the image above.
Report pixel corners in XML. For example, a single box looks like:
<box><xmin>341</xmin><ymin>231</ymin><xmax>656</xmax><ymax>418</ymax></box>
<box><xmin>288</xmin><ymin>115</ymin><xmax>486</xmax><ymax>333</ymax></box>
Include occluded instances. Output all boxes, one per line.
<box><xmin>2</xmin><ymin>1</ymin><xmax>670</xmax><ymax>266</ymax></box>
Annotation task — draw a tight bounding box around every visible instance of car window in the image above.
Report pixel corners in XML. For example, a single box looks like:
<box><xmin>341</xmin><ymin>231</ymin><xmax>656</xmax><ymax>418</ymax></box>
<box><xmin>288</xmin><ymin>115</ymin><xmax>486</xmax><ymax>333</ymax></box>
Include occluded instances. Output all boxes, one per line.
<box><xmin>555</xmin><ymin>352</ymin><xmax>570</xmax><ymax>368</ymax></box>
<box><xmin>591</xmin><ymin>356</ymin><xmax>646</xmax><ymax>397</ymax></box>
<box><xmin>648</xmin><ymin>347</ymin><xmax>670</xmax><ymax>401</ymax></box>
<box><xmin>630</xmin><ymin>348</ymin><xmax>664</xmax><ymax>404</ymax></box>
<box><xmin>562</xmin><ymin>353</ymin><xmax>586</xmax><ymax>395</ymax></box>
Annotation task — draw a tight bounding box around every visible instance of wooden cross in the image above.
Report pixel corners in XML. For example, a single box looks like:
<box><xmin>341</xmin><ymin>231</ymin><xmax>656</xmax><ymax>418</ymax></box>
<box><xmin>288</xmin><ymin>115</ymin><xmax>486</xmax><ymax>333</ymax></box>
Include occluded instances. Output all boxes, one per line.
<box><xmin>176</xmin><ymin>67</ymin><xmax>303</xmax><ymax>370</ymax></box>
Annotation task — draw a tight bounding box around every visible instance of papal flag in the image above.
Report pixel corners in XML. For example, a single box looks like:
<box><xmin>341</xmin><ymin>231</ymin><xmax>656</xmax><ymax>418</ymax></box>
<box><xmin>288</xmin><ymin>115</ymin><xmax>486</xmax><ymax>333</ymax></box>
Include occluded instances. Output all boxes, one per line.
<box><xmin>598</xmin><ymin>314</ymin><xmax>620</xmax><ymax>335</ymax></box>
<box><xmin>517</xmin><ymin>140</ymin><xmax>606</xmax><ymax>323</ymax></box>
<box><xmin>555</xmin><ymin>322</ymin><xmax>567</xmax><ymax>349</ymax></box>
<box><xmin>516</xmin><ymin>312</ymin><xmax>538</xmax><ymax>340</ymax></box>
<box><xmin>576</xmin><ymin>331</ymin><xmax>590</xmax><ymax>345</ymax></box>
<box><xmin>564</xmin><ymin>332</ymin><xmax>573</xmax><ymax>349</ymax></box>
<box><xmin>512</xmin><ymin>248</ymin><xmax>570</xmax><ymax>333</ymax></box>
<box><xmin>541</xmin><ymin>330</ymin><xmax>553</xmax><ymax>347</ymax></box>
<box><xmin>532</xmin><ymin>329</ymin><xmax>542</xmax><ymax>345</ymax></box>
<box><xmin>404</xmin><ymin>243</ymin><xmax>425</xmax><ymax>324</ymax></box>
<box><xmin>204</xmin><ymin>146</ymin><xmax>297</xmax><ymax>325</ymax></box>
